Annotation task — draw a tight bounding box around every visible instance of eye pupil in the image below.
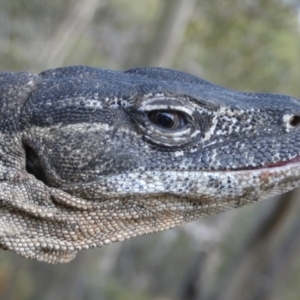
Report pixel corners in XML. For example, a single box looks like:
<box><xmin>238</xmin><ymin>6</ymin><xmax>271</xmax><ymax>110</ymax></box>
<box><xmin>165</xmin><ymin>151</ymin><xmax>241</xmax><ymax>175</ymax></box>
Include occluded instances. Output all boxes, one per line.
<box><xmin>148</xmin><ymin>110</ymin><xmax>187</xmax><ymax>130</ymax></box>
<box><xmin>156</xmin><ymin>111</ymin><xmax>176</xmax><ymax>129</ymax></box>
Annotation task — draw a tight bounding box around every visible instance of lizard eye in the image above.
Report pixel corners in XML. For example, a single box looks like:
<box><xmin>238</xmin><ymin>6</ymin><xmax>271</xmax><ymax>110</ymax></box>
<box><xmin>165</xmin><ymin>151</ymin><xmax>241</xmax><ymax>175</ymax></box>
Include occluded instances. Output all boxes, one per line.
<box><xmin>148</xmin><ymin>110</ymin><xmax>187</xmax><ymax>130</ymax></box>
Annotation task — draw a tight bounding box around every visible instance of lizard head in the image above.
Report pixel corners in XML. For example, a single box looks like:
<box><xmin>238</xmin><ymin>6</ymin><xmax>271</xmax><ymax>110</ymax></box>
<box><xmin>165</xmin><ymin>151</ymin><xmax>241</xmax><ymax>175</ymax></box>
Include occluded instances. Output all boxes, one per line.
<box><xmin>2</xmin><ymin>66</ymin><xmax>300</xmax><ymax>263</ymax></box>
<box><xmin>21</xmin><ymin>66</ymin><xmax>300</xmax><ymax>206</ymax></box>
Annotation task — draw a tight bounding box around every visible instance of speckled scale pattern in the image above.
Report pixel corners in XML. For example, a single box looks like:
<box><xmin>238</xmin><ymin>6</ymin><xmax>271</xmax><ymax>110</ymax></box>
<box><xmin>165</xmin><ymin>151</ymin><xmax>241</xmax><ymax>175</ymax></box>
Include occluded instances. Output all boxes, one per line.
<box><xmin>0</xmin><ymin>66</ymin><xmax>300</xmax><ymax>263</ymax></box>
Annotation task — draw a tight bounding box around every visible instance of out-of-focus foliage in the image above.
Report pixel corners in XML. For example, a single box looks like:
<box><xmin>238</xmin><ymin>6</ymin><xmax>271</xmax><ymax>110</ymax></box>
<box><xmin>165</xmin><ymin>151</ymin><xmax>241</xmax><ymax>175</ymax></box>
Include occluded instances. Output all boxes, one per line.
<box><xmin>1</xmin><ymin>0</ymin><xmax>300</xmax><ymax>299</ymax></box>
<box><xmin>177</xmin><ymin>0</ymin><xmax>300</xmax><ymax>94</ymax></box>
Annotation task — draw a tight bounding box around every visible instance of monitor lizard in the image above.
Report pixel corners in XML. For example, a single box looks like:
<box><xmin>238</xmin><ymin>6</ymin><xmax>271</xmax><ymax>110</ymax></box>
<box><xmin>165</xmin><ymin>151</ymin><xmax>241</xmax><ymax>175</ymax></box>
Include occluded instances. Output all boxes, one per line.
<box><xmin>1</xmin><ymin>65</ymin><xmax>300</xmax><ymax>263</ymax></box>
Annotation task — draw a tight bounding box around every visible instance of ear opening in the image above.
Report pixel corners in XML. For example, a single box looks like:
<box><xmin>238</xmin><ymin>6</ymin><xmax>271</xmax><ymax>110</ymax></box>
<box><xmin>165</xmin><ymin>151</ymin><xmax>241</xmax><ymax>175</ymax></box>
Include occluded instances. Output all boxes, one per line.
<box><xmin>24</xmin><ymin>143</ymin><xmax>49</xmax><ymax>185</ymax></box>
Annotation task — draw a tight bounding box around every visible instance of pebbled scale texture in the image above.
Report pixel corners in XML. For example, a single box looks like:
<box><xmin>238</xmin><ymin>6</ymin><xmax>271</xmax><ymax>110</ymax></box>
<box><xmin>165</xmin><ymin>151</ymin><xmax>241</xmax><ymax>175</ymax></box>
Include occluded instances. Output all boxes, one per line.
<box><xmin>0</xmin><ymin>66</ymin><xmax>299</xmax><ymax>263</ymax></box>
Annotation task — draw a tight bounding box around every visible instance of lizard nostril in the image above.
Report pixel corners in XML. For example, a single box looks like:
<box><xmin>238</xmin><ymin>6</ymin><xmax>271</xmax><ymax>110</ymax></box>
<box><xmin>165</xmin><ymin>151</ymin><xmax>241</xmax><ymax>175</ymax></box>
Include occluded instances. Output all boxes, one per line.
<box><xmin>289</xmin><ymin>115</ymin><xmax>300</xmax><ymax>127</ymax></box>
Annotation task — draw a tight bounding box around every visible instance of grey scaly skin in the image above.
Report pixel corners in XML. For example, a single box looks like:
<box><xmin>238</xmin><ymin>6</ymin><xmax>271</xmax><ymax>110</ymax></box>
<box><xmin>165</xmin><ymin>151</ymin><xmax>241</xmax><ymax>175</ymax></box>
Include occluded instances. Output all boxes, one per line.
<box><xmin>1</xmin><ymin>66</ymin><xmax>300</xmax><ymax>263</ymax></box>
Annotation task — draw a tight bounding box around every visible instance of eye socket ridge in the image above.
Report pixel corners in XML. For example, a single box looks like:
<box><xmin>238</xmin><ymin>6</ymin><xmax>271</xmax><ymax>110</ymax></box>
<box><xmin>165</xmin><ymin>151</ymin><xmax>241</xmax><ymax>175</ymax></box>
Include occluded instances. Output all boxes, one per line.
<box><xmin>148</xmin><ymin>110</ymin><xmax>189</xmax><ymax>130</ymax></box>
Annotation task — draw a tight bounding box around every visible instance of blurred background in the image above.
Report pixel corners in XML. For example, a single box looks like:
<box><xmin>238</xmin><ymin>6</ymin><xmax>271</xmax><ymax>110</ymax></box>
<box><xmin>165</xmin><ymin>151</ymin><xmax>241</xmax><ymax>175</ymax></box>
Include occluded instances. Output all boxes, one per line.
<box><xmin>1</xmin><ymin>0</ymin><xmax>300</xmax><ymax>299</ymax></box>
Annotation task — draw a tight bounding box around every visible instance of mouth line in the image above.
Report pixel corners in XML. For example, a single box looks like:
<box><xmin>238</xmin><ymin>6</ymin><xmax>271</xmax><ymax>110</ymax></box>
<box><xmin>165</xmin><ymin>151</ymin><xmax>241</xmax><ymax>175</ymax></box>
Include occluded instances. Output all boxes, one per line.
<box><xmin>266</xmin><ymin>155</ymin><xmax>300</xmax><ymax>168</ymax></box>
<box><xmin>233</xmin><ymin>155</ymin><xmax>300</xmax><ymax>171</ymax></box>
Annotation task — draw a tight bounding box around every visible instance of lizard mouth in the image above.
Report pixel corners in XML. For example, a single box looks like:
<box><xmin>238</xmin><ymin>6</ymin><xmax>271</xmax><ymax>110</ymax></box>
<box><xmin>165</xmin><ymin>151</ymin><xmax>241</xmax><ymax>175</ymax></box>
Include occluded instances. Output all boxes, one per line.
<box><xmin>232</xmin><ymin>155</ymin><xmax>300</xmax><ymax>172</ymax></box>
<box><xmin>242</xmin><ymin>155</ymin><xmax>300</xmax><ymax>171</ymax></box>
<box><xmin>265</xmin><ymin>155</ymin><xmax>300</xmax><ymax>168</ymax></box>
